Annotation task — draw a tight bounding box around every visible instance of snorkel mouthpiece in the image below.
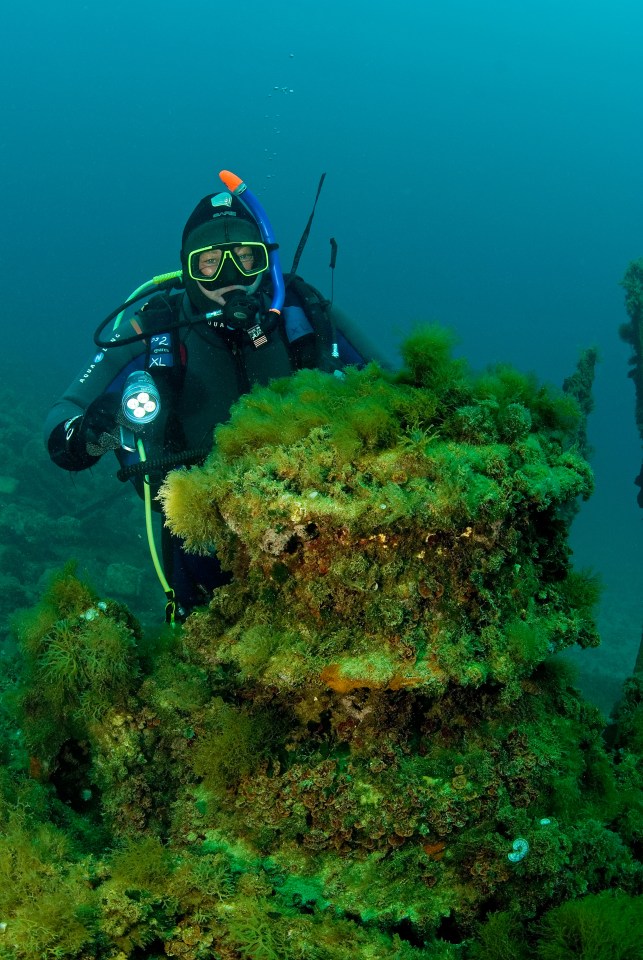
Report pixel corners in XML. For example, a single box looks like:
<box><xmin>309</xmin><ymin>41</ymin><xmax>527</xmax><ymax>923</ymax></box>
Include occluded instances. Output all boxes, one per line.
<box><xmin>219</xmin><ymin>169</ymin><xmax>285</xmax><ymax>318</ymax></box>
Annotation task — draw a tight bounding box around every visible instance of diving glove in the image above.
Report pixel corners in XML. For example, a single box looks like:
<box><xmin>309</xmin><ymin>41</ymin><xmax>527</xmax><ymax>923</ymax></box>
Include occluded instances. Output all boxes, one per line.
<box><xmin>49</xmin><ymin>394</ymin><xmax>121</xmax><ymax>470</ymax></box>
<box><xmin>74</xmin><ymin>394</ymin><xmax>122</xmax><ymax>457</ymax></box>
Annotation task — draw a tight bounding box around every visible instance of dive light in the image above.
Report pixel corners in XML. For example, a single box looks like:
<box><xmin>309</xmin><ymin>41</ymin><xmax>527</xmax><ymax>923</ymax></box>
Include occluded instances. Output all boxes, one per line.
<box><xmin>121</xmin><ymin>371</ymin><xmax>160</xmax><ymax>426</ymax></box>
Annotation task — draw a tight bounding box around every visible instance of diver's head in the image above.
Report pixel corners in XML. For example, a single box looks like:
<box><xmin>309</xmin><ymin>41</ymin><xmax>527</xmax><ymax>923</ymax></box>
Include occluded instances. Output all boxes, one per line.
<box><xmin>181</xmin><ymin>192</ymin><xmax>269</xmax><ymax>312</ymax></box>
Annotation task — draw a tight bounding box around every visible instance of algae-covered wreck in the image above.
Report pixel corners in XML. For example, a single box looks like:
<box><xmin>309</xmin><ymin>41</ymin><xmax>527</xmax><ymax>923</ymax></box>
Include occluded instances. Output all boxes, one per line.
<box><xmin>2</xmin><ymin>327</ymin><xmax>641</xmax><ymax>958</ymax></box>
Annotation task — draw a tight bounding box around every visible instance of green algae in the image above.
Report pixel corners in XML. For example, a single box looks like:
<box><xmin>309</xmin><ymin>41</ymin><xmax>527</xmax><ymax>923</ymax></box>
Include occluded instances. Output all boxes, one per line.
<box><xmin>11</xmin><ymin>563</ymin><xmax>142</xmax><ymax>772</ymax></box>
<box><xmin>0</xmin><ymin>325</ymin><xmax>641</xmax><ymax>959</ymax></box>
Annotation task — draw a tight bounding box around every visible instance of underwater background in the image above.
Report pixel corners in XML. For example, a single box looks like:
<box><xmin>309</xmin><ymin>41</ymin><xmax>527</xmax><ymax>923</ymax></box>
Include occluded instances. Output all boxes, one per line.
<box><xmin>1</xmin><ymin>3</ymin><xmax>643</xmax><ymax>958</ymax></box>
<box><xmin>1</xmin><ymin>0</ymin><xmax>641</xmax><ymax>714</ymax></box>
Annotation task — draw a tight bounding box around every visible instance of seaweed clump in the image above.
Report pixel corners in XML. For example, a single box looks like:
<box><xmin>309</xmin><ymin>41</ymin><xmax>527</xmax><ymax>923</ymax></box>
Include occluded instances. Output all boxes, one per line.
<box><xmin>13</xmin><ymin>563</ymin><xmax>141</xmax><ymax>773</ymax></box>
<box><xmin>162</xmin><ymin>325</ymin><xmax>598</xmax><ymax>700</ymax></box>
<box><xmin>0</xmin><ymin>325</ymin><xmax>641</xmax><ymax>958</ymax></box>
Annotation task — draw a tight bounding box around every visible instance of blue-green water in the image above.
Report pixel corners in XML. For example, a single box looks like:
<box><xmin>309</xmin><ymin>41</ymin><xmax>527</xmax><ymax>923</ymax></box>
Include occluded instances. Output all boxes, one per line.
<box><xmin>1</xmin><ymin>0</ymin><xmax>642</xmax><ymax>711</ymax></box>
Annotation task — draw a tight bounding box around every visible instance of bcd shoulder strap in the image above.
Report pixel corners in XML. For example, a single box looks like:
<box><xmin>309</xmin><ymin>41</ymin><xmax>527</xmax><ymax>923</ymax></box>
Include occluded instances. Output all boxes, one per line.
<box><xmin>135</xmin><ymin>293</ymin><xmax>186</xmax><ymax>381</ymax></box>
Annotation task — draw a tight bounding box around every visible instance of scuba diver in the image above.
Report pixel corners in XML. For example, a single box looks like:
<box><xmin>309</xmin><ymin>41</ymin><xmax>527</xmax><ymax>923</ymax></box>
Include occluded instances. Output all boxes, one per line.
<box><xmin>45</xmin><ymin>169</ymin><xmax>384</xmax><ymax>622</ymax></box>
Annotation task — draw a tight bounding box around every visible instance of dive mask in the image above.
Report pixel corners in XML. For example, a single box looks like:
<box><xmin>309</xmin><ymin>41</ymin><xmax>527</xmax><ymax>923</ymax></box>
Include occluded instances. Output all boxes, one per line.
<box><xmin>187</xmin><ymin>241</ymin><xmax>269</xmax><ymax>283</ymax></box>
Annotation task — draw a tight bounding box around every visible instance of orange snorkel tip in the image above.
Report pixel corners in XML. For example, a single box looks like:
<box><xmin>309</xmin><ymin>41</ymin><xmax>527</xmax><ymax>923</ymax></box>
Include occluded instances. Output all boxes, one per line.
<box><xmin>219</xmin><ymin>169</ymin><xmax>245</xmax><ymax>194</ymax></box>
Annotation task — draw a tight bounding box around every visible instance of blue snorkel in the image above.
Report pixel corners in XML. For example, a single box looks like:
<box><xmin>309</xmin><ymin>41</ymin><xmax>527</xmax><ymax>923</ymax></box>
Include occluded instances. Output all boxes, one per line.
<box><xmin>219</xmin><ymin>170</ymin><xmax>285</xmax><ymax>321</ymax></box>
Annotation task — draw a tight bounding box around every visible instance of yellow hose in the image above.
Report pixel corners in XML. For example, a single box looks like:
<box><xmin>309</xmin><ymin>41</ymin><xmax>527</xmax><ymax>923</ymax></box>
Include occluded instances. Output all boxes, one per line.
<box><xmin>136</xmin><ymin>438</ymin><xmax>177</xmax><ymax>623</ymax></box>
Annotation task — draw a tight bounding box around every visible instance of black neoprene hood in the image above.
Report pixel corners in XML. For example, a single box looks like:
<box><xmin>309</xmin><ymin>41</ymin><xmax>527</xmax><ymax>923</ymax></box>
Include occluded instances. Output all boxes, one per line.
<box><xmin>181</xmin><ymin>193</ymin><xmax>260</xmax><ymax>252</ymax></box>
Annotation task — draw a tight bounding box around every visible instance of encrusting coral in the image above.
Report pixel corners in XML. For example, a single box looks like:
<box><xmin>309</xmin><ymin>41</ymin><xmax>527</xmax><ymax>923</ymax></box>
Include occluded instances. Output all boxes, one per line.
<box><xmin>1</xmin><ymin>325</ymin><xmax>641</xmax><ymax>959</ymax></box>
